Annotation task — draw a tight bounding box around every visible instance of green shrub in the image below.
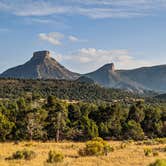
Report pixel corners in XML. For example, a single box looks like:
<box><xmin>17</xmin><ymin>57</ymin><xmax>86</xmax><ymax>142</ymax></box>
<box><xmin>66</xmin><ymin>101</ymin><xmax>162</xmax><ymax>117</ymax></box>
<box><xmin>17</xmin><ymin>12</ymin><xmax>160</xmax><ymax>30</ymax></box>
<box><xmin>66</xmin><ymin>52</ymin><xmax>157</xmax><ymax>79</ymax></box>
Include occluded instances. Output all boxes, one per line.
<box><xmin>78</xmin><ymin>137</ymin><xmax>113</xmax><ymax>156</ymax></box>
<box><xmin>6</xmin><ymin>149</ymin><xmax>36</xmax><ymax>160</ymax></box>
<box><xmin>23</xmin><ymin>150</ymin><xmax>36</xmax><ymax>160</ymax></box>
<box><xmin>47</xmin><ymin>150</ymin><xmax>64</xmax><ymax>163</ymax></box>
<box><xmin>144</xmin><ymin>148</ymin><xmax>152</xmax><ymax>157</ymax></box>
<box><xmin>12</xmin><ymin>151</ymin><xmax>24</xmax><ymax>160</ymax></box>
<box><xmin>149</xmin><ymin>159</ymin><xmax>166</xmax><ymax>166</ymax></box>
<box><xmin>144</xmin><ymin>148</ymin><xmax>160</xmax><ymax>157</ymax></box>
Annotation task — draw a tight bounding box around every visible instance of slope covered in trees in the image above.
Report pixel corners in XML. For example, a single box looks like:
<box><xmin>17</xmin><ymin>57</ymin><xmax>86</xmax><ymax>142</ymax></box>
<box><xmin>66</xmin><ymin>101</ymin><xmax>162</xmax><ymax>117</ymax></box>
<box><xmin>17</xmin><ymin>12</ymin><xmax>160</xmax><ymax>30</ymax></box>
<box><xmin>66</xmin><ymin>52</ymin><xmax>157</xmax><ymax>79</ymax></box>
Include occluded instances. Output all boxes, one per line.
<box><xmin>0</xmin><ymin>79</ymin><xmax>139</xmax><ymax>102</ymax></box>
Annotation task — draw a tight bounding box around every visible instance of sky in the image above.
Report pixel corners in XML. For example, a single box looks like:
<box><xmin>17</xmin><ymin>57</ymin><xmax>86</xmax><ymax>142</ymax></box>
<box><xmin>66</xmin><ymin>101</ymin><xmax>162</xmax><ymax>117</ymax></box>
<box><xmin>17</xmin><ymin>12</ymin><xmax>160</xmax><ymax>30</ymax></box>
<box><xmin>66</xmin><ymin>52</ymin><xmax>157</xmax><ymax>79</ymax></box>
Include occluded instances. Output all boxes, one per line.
<box><xmin>1</xmin><ymin>0</ymin><xmax>166</xmax><ymax>74</ymax></box>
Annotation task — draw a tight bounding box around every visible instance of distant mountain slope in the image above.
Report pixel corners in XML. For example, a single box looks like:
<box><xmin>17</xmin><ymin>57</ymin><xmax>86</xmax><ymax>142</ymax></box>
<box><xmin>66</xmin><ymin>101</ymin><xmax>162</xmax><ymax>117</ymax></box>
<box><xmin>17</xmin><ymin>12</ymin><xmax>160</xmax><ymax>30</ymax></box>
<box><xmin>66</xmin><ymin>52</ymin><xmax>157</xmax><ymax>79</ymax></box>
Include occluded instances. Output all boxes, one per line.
<box><xmin>82</xmin><ymin>63</ymin><xmax>166</xmax><ymax>93</ymax></box>
<box><xmin>118</xmin><ymin>65</ymin><xmax>166</xmax><ymax>91</ymax></box>
<box><xmin>0</xmin><ymin>51</ymin><xmax>80</xmax><ymax>80</ymax></box>
<box><xmin>83</xmin><ymin>63</ymin><xmax>146</xmax><ymax>93</ymax></box>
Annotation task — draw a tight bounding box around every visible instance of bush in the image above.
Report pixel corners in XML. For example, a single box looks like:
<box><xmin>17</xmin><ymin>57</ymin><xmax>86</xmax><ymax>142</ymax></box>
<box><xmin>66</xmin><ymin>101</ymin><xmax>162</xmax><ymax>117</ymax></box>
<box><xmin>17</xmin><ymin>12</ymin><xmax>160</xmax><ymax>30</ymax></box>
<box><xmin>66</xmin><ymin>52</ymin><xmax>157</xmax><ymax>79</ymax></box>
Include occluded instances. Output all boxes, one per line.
<box><xmin>149</xmin><ymin>159</ymin><xmax>166</xmax><ymax>166</ymax></box>
<box><xmin>23</xmin><ymin>150</ymin><xmax>36</xmax><ymax>160</ymax></box>
<box><xmin>12</xmin><ymin>151</ymin><xmax>24</xmax><ymax>160</ymax></box>
<box><xmin>144</xmin><ymin>148</ymin><xmax>160</xmax><ymax>157</ymax></box>
<box><xmin>47</xmin><ymin>150</ymin><xmax>64</xmax><ymax>163</ymax></box>
<box><xmin>144</xmin><ymin>148</ymin><xmax>152</xmax><ymax>157</ymax></box>
<box><xmin>79</xmin><ymin>137</ymin><xmax>113</xmax><ymax>156</ymax></box>
<box><xmin>6</xmin><ymin>149</ymin><xmax>36</xmax><ymax>160</ymax></box>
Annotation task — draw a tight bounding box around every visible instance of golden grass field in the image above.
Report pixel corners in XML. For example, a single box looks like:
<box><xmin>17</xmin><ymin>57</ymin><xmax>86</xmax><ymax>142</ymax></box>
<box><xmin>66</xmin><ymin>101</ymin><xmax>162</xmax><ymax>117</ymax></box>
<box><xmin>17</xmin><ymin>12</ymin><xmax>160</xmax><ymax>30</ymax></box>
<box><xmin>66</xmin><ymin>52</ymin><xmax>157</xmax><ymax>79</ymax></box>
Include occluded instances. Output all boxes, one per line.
<box><xmin>0</xmin><ymin>140</ymin><xmax>165</xmax><ymax>166</ymax></box>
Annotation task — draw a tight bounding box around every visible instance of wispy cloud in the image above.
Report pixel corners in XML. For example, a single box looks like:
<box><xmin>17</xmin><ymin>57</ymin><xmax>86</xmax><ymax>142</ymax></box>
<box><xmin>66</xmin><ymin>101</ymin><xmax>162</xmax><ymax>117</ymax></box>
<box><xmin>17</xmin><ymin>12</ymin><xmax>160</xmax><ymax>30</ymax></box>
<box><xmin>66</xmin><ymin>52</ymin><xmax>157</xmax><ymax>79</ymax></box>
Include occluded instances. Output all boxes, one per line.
<box><xmin>38</xmin><ymin>32</ymin><xmax>64</xmax><ymax>46</ymax></box>
<box><xmin>68</xmin><ymin>35</ymin><xmax>87</xmax><ymax>43</ymax></box>
<box><xmin>0</xmin><ymin>0</ymin><xmax>165</xmax><ymax>19</ymax></box>
<box><xmin>38</xmin><ymin>32</ymin><xmax>85</xmax><ymax>45</ymax></box>
<box><xmin>60</xmin><ymin>48</ymin><xmax>155</xmax><ymax>73</ymax></box>
<box><xmin>68</xmin><ymin>35</ymin><xmax>79</xmax><ymax>42</ymax></box>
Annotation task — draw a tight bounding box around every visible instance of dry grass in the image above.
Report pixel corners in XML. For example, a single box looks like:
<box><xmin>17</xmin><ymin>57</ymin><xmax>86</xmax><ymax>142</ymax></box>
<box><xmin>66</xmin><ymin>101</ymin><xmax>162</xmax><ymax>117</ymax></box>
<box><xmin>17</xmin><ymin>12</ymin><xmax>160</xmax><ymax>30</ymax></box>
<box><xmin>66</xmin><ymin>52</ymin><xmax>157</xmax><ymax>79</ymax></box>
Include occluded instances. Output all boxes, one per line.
<box><xmin>0</xmin><ymin>140</ymin><xmax>165</xmax><ymax>166</ymax></box>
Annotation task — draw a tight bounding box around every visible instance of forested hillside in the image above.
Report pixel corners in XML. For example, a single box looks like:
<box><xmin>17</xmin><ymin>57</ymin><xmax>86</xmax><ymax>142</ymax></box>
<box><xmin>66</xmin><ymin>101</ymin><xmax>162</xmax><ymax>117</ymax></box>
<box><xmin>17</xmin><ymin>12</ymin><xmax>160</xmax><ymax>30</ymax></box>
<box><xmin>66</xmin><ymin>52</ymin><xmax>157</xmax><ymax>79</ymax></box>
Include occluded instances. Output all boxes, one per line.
<box><xmin>0</xmin><ymin>79</ymin><xmax>138</xmax><ymax>102</ymax></box>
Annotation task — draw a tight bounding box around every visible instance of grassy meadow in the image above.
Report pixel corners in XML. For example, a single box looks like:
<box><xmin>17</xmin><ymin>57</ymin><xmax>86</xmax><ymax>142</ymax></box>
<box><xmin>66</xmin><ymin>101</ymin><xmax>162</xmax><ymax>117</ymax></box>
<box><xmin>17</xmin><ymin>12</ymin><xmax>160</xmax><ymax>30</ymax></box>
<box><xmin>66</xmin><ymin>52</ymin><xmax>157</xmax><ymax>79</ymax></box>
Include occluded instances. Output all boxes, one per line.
<box><xmin>0</xmin><ymin>140</ymin><xmax>166</xmax><ymax>166</ymax></box>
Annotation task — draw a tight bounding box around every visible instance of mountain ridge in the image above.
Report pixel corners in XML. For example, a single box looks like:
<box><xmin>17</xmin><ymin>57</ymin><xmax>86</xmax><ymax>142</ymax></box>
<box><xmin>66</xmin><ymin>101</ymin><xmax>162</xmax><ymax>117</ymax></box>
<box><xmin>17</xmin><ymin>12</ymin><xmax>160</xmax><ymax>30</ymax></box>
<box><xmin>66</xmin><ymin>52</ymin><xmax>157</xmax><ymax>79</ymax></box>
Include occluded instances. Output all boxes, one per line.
<box><xmin>1</xmin><ymin>51</ymin><xmax>80</xmax><ymax>80</ymax></box>
<box><xmin>81</xmin><ymin>62</ymin><xmax>166</xmax><ymax>93</ymax></box>
<box><xmin>1</xmin><ymin>50</ymin><xmax>166</xmax><ymax>93</ymax></box>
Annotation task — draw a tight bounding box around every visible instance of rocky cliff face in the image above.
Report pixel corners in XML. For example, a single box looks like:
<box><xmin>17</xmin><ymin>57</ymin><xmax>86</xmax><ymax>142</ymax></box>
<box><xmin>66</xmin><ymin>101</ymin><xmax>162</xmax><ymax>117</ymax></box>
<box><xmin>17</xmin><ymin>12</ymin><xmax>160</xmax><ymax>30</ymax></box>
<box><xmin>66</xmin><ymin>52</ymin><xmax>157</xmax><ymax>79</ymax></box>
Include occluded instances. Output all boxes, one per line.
<box><xmin>0</xmin><ymin>51</ymin><xmax>80</xmax><ymax>80</ymax></box>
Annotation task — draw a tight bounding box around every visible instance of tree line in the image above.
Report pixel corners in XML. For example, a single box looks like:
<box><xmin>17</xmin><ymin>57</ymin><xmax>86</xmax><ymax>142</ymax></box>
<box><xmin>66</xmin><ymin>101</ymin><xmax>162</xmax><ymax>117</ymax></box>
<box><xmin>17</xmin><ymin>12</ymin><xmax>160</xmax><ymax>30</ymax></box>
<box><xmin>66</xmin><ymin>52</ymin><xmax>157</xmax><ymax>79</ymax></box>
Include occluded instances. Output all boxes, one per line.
<box><xmin>0</xmin><ymin>96</ymin><xmax>166</xmax><ymax>141</ymax></box>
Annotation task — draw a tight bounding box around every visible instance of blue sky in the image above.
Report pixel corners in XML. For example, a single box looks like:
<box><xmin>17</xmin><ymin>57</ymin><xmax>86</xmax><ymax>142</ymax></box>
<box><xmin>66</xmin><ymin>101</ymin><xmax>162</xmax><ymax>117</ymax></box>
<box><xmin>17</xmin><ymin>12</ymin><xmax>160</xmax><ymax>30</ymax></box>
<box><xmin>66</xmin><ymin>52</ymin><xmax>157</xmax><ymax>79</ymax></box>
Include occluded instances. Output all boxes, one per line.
<box><xmin>1</xmin><ymin>0</ymin><xmax>166</xmax><ymax>74</ymax></box>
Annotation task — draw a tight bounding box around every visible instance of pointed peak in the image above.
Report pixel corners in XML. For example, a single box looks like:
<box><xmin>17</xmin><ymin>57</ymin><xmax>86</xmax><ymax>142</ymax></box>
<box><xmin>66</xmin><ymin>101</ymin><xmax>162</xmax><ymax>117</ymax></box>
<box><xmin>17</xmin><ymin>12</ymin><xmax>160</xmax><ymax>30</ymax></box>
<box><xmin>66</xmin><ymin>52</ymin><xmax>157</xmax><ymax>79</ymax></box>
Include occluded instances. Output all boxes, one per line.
<box><xmin>101</xmin><ymin>63</ymin><xmax>115</xmax><ymax>72</ymax></box>
<box><xmin>33</xmin><ymin>50</ymin><xmax>51</xmax><ymax>60</ymax></box>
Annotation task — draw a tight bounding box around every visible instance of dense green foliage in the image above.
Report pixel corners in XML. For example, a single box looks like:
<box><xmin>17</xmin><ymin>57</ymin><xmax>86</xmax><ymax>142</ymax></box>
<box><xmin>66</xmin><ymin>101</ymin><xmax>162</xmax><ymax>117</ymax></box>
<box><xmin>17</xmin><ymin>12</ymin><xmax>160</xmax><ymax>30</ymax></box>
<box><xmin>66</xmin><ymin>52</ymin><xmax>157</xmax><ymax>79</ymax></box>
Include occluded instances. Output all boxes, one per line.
<box><xmin>0</xmin><ymin>79</ymin><xmax>138</xmax><ymax>102</ymax></box>
<box><xmin>0</xmin><ymin>95</ymin><xmax>166</xmax><ymax>141</ymax></box>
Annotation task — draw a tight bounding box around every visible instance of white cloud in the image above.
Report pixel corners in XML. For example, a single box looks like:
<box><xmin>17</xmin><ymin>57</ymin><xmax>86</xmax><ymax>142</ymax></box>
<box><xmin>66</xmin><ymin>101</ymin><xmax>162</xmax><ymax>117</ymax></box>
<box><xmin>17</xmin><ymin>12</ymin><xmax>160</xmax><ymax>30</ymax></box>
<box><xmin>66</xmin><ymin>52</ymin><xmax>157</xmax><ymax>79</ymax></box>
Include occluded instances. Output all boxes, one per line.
<box><xmin>0</xmin><ymin>0</ymin><xmax>165</xmax><ymax>19</ymax></box>
<box><xmin>68</xmin><ymin>35</ymin><xmax>79</xmax><ymax>42</ymax></box>
<box><xmin>38</xmin><ymin>32</ymin><xmax>64</xmax><ymax>46</ymax></box>
<box><xmin>68</xmin><ymin>35</ymin><xmax>87</xmax><ymax>43</ymax></box>
<box><xmin>60</xmin><ymin>48</ymin><xmax>155</xmax><ymax>73</ymax></box>
<box><xmin>38</xmin><ymin>32</ymin><xmax>85</xmax><ymax>45</ymax></box>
